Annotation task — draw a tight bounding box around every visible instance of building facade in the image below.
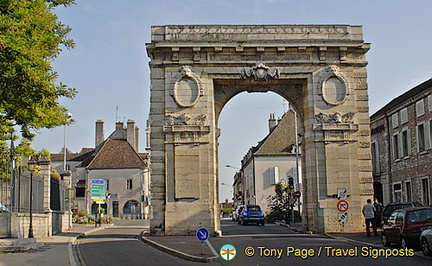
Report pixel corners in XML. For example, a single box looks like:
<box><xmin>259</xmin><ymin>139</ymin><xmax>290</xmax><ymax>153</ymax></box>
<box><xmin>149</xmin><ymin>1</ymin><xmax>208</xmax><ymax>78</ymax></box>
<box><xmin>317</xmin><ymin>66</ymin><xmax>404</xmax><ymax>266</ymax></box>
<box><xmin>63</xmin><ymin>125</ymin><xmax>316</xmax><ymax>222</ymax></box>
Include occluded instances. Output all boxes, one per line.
<box><xmin>370</xmin><ymin>79</ymin><xmax>432</xmax><ymax>205</ymax></box>
<box><xmin>235</xmin><ymin>112</ymin><xmax>302</xmax><ymax>214</ymax></box>
<box><xmin>51</xmin><ymin>120</ymin><xmax>150</xmax><ymax>219</ymax></box>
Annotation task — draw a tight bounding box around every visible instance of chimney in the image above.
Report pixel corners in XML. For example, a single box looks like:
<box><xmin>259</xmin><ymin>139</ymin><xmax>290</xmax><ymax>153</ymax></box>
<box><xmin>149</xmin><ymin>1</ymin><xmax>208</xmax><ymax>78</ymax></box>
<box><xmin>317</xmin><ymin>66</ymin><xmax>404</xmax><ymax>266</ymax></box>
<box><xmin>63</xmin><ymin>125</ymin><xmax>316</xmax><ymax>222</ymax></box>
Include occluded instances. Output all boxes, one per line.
<box><xmin>95</xmin><ymin>120</ymin><xmax>105</xmax><ymax>147</ymax></box>
<box><xmin>268</xmin><ymin>113</ymin><xmax>277</xmax><ymax>132</ymax></box>
<box><xmin>127</xmin><ymin>120</ymin><xmax>136</xmax><ymax>150</ymax></box>
<box><xmin>135</xmin><ymin>126</ymin><xmax>140</xmax><ymax>152</ymax></box>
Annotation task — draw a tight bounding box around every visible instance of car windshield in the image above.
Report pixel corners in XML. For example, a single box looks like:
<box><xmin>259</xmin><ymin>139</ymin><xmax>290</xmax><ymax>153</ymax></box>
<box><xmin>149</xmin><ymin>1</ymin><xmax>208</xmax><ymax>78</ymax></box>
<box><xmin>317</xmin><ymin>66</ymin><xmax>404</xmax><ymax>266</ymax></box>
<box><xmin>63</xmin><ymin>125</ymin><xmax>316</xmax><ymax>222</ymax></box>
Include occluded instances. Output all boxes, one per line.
<box><xmin>385</xmin><ymin>204</ymin><xmax>413</xmax><ymax>215</ymax></box>
<box><xmin>247</xmin><ymin>206</ymin><xmax>261</xmax><ymax>211</ymax></box>
<box><xmin>406</xmin><ymin>209</ymin><xmax>432</xmax><ymax>223</ymax></box>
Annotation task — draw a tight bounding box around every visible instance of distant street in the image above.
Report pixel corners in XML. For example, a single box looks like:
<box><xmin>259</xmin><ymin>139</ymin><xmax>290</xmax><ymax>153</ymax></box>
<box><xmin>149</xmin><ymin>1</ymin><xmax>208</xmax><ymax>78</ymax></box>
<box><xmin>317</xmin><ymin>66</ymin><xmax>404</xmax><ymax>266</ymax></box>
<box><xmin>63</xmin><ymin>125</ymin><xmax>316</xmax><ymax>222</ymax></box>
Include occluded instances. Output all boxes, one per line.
<box><xmin>74</xmin><ymin>219</ymin><xmax>431</xmax><ymax>266</ymax></box>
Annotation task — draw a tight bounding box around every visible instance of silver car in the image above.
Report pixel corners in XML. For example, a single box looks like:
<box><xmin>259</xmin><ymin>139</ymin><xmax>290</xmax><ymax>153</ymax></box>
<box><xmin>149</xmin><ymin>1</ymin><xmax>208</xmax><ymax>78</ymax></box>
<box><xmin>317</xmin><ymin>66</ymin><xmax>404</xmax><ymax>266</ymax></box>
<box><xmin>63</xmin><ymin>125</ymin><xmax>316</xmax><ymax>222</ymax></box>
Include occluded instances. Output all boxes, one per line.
<box><xmin>232</xmin><ymin>205</ymin><xmax>244</xmax><ymax>222</ymax></box>
<box><xmin>0</xmin><ymin>202</ymin><xmax>10</xmax><ymax>213</ymax></box>
<box><xmin>420</xmin><ymin>227</ymin><xmax>432</xmax><ymax>256</ymax></box>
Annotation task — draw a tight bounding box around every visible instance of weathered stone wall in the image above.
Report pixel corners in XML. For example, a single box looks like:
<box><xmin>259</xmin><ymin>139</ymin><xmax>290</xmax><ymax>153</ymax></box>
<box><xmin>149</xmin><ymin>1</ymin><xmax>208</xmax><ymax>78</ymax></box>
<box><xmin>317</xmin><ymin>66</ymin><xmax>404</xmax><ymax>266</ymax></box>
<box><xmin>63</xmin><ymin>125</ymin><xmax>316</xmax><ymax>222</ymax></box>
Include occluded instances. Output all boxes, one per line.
<box><xmin>146</xmin><ymin>25</ymin><xmax>372</xmax><ymax>234</ymax></box>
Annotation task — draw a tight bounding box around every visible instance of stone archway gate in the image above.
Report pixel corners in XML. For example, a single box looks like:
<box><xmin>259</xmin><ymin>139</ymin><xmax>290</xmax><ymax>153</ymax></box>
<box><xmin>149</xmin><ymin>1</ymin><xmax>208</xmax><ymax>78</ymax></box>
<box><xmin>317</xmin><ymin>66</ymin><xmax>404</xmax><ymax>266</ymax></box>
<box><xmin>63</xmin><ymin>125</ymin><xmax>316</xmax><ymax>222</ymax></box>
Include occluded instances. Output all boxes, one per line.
<box><xmin>146</xmin><ymin>25</ymin><xmax>373</xmax><ymax>235</ymax></box>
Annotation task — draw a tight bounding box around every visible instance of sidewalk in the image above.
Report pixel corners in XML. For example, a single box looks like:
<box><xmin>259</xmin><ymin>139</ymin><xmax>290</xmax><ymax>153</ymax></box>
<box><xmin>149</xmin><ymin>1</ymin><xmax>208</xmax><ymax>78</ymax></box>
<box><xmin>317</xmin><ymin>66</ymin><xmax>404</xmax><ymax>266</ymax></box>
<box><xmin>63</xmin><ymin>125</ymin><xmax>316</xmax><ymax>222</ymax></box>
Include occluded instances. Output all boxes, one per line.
<box><xmin>141</xmin><ymin>234</ymin><xmax>219</xmax><ymax>262</ymax></box>
<box><xmin>0</xmin><ymin>224</ymin><xmax>107</xmax><ymax>266</ymax></box>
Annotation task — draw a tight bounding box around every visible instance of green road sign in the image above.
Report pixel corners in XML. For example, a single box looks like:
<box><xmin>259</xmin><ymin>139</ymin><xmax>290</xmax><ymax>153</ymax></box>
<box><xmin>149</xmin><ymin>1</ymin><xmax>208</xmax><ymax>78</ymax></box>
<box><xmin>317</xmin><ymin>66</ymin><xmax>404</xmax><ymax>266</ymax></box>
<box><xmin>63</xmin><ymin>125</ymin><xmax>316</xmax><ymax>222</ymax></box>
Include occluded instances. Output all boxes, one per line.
<box><xmin>91</xmin><ymin>192</ymin><xmax>105</xmax><ymax>198</ymax></box>
<box><xmin>91</xmin><ymin>184</ymin><xmax>106</xmax><ymax>189</ymax></box>
<box><xmin>91</xmin><ymin>189</ymin><xmax>106</xmax><ymax>193</ymax></box>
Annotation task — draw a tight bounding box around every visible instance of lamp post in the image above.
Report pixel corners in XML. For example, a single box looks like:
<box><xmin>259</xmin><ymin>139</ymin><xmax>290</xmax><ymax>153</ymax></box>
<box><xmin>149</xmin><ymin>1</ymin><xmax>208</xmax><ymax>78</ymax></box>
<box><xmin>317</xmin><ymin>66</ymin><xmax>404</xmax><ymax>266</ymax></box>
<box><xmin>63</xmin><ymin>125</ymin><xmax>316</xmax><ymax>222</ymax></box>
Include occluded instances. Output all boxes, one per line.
<box><xmin>27</xmin><ymin>159</ymin><xmax>37</xmax><ymax>238</ymax></box>
<box><xmin>288</xmin><ymin>106</ymin><xmax>301</xmax><ymax>215</ymax></box>
<box><xmin>63</xmin><ymin>112</ymin><xmax>72</xmax><ymax>172</ymax></box>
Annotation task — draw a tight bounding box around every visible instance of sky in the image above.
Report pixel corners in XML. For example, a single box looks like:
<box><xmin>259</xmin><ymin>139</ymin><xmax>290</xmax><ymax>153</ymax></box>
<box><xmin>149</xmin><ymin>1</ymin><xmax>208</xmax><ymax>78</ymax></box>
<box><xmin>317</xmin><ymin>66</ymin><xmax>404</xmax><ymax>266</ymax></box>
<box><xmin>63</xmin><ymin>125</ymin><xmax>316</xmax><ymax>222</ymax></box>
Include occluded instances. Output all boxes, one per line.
<box><xmin>31</xmin><ymin>0</ymin><xmax>432</xmax><ymax>202</ymax></box>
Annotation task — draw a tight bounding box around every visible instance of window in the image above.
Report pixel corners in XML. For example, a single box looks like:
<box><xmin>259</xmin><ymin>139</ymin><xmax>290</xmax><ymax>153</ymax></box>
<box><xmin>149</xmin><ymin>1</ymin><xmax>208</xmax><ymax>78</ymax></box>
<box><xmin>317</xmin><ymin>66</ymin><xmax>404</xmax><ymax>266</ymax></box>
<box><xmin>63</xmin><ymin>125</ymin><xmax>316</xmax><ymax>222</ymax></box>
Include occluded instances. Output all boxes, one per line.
<box><xmin>269</xmin><ymin>166</ymin><xmax>279</xmax><ymax>185</ymax></box>
<box><xmin>371</xmin><ymin>142</ymin><xmax>380</xmax><ymax>175</ymax></box>
<box><xmin>417</xmin><ymin>123</ymin><xmax>426</xmax><ymax>152</ymax></box>
<box><xmin>393</xmin><ymin>182</ymin><xmax>402</xmax><ymax>202</ymax></box>
<box><xmin>416</xmin><ymin>99</ymin><xmax>425</xmax><ymax>117</ymax></box>
<box><xmin>428</xmin><ymin>95</ymin><xmax>432</xmax><ymax>112</ymax></box>
<box><xmin>393</xmin><ymin>133</ymin><xmax>400</xmax><ymax>159</ymax></box>
<box><xmin>429</xmin><ymin>120</ymin><xmax>432</xmax><ymax>148</ymax></box>
<box><xmin>401</xmin><ymin>129</ymin><xmax>411</xmax><ymax>157</ymax></box>
<box><xmin>112</xmin><ymin>201</ymin><xmax>119</xmax><ymax>217</ymax></box>
<box><xmin>392</xmin><ymin>113</ymin><xmax>399</xmax><ymax>128</ymax></box>
<box><xmin>76</xmin><ymin>187</ymin><xmax>85</xmax><ymax>198</ymax></box>
<box><xmin>126</xmin><ymin>178</ymin><xmax>133</xmax><ymax>190</ymax></box>
<box><xmin>400</xmin><ymin>107</ymin><xmax>408</xmax><ymax>124</ymax></box>
<box><xmin>404</xmin><ymin>181</ymin><xmax>412</xmax><ymax>202</ymax></box>
<box><xmin>422</xmin><ymin>177</ymin><xmax>430</xmax><ymax>206</ymax></box>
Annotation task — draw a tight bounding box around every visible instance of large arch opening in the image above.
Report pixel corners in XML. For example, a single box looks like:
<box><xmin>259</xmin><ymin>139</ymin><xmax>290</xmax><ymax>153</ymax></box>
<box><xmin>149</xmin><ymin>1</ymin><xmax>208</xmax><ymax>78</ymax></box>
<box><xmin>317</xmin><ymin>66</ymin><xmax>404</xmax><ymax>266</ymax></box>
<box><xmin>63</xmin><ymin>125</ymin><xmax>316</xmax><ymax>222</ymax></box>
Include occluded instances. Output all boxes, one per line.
<box><xmin>215</xmin><ymin>80</ymin><xmax>306</xmax><ymax>224</ymax></box>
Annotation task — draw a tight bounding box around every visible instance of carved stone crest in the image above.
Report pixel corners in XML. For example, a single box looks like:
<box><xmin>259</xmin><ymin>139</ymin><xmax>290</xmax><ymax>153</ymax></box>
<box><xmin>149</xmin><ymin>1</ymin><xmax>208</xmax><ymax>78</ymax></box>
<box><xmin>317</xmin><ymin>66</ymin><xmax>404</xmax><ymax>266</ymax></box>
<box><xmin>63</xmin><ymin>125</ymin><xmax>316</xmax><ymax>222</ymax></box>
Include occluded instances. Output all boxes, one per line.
<box><xmin>241</xmin><ymin>63</ymin><xmax>280</xmax><ymax>81</ymax></box>
<box><xmin>315</xmin><ymin>112</ymin><xmax>355</xmax><ymax>124</ymax></box>
<box><xmin>166</xmin><ymin>113</ymin><xmax>207</xmax><ymax>126</ymax></box>
<box><xmin>170</xmin><ymin>66</ymin><xmax>204</xmax><ymax>108</ymax></box>
<box><xmin>317</xmin><ymin>65</ymin><xmax>350</xmax><ymax>106</ymax></box>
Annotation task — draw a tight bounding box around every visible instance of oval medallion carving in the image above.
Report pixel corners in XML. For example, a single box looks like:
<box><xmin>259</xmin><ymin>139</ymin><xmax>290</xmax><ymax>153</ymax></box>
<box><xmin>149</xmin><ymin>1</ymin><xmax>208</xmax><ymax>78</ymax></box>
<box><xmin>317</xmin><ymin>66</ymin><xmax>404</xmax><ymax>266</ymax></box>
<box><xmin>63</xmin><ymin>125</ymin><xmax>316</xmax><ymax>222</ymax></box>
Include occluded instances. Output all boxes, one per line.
<box><xmin>171</xmin><ymin>66</ymin><xmax>204</xmax><ymax>108</ymax></box>
<box><xmin>174</xmin><ymin>78</ymin><xmax>200</xmax><ymax>107</ymax></box>
<box><xmin>322</xmin><ymin>77</ymin><xmax>347</xmax><ymax>105</ymax></box>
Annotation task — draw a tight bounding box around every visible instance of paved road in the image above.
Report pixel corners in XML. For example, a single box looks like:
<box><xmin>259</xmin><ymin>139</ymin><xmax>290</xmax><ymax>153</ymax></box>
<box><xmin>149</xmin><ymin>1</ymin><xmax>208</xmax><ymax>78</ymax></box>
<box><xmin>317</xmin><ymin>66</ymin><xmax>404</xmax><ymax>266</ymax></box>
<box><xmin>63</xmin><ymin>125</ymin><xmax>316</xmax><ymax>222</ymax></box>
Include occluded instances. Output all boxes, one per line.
<box><xmin>75</xmin><ymin>219</ymin><xmax>431</xmax><ymax>266</ymax></box>
<box><xmin>212</xmin><ymin>219</ymin><xmax>431</xmax><ymax>265</ymax></box>
<box><xmin>76</xmin><ymin>220</ymin><xmax>208</xmax><ymax>266</ymax></box>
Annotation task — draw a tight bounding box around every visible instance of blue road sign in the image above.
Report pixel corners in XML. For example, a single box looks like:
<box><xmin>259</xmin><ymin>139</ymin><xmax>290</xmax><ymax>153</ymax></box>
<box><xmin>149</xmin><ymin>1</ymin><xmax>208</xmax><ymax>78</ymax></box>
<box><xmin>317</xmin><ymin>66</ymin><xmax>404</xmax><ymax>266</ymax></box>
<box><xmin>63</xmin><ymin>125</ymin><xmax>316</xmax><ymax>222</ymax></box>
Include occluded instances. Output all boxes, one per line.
<box><xmin>196</xmin><ymin>227</ymin><xmax>209</xmax><ymax>242</ymax></box>
<box><xmin>91</xmin><ymin>179</ymin><xmax>106</xmax><ymax>185</ymax></box>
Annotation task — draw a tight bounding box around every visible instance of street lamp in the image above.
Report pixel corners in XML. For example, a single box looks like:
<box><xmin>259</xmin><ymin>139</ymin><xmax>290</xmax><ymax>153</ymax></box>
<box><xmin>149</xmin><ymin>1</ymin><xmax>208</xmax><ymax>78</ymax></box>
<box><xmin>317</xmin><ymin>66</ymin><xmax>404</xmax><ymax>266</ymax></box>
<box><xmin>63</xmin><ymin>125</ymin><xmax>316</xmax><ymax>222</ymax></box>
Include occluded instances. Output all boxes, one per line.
<box><xmin>288</xmin><ymin>106</ymin><xmax>301</xmax><ymax>215</ymax></box>
<box><xmin>27</xmin><ymin>159</ymin><xmax>38</xmax><ymax>238</ymax></box>
<box><xmin>63</xmin><ymin>112</ymin><xmax>72</xmax><ymax>172</ymax></box>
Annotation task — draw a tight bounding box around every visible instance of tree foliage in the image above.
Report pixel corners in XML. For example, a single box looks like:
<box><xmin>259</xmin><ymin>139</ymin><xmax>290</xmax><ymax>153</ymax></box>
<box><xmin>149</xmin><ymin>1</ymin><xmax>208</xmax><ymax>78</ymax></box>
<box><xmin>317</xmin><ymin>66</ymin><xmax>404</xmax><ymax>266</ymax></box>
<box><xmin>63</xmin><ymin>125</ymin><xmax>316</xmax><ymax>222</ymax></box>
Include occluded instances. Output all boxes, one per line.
<box><xmin>0</xmin><ymin>0</ymin><xmax>75</xmax><ymax>178</ymax></box>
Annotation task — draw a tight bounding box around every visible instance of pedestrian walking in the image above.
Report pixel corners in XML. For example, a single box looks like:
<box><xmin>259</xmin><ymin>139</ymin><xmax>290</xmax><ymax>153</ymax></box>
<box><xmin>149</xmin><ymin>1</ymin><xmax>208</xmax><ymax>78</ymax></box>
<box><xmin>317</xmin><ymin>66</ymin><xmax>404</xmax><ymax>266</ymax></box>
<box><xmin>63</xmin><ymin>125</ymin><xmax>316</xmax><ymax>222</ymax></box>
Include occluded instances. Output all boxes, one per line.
<box><xmin>373</xmin><ymin>198</ymin><xmax>383</xmax><ymax>228</ymax></box>
<box><xmin>362</xmin><ymin>199</ymin><xmax>378</xmax><ymax>237</ymax></box>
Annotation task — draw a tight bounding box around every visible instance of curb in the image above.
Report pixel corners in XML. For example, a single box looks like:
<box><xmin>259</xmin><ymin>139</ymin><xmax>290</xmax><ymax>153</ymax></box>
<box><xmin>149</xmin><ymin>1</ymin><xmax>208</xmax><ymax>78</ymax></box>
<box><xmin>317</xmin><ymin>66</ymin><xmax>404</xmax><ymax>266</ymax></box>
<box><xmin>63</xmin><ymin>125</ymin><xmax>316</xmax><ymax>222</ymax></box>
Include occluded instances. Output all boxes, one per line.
<box><xmin>0</xmin><ymin>238</ymin><xmax>45</xmax><ymax>253</ymax></box>
<box><xmin>139</xmin><ymin>232</ymin><xmax>219</xmax><ymax>263</ymax></box>
<box><xmin>69</xmin><ymin>224</ymin><xmax>114</xmax><ymax>266</ymax></box>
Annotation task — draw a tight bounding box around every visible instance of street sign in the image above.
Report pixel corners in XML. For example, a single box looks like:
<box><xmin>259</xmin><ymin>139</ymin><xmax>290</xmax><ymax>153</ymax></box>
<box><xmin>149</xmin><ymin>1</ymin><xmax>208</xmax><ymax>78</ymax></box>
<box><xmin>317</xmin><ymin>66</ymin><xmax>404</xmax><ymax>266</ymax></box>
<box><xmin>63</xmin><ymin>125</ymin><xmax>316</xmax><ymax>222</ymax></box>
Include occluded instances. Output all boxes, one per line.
<box><xmin>91</xmin><ymin>179</ymin><xmax>107</xmax><ymax>200</ymax></box>
<box><xmin>91</xmin><ymin>184</ymin><xmax>106</xmax><ymax>189</ymax></box>
<box><xmin>293</xmin><ymin>191</ymin><xmax>301</xmax><ymax>198</ymax></box>
<box><xmin>337</xmin><ymin>200</ymin><xmax>349</xmax><ymax>212</ymax></box>
<box><xmin>91</xmin><ymin>180</ymin><xmax>106</xmax><ymax>184</ymax></box>
<box><xmin>196</xmin><ymin>227</ymin><xmax>209</xmax><ymax>242</ymax></box>
<box><xmin>338</xmin><ymin>212</ymin><xmax>348</xmax><ymax>223</ymax></box>
<box><xmin>337</xmin><ymin>188</ymin><xmax>347</xmax><ymax>200</ymax></box>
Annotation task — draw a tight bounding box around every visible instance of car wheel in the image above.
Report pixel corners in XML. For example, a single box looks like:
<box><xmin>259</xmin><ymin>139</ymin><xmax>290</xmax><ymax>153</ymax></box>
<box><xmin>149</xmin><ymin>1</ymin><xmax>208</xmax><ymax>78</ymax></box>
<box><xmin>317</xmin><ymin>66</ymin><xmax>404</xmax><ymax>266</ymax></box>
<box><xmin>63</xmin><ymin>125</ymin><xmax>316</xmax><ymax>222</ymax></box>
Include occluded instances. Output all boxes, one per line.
<box><xmin>241</xmin><ymin>219</ymin><xmax>246</xmax><ymax>225</ymax></box>
<box><xmin>261</xmin><ymin>221</ymin><xmax>265</xmax><ymax>226</ymax></box>
<box><xmin>400</xmin><ymin>237</ymin><xmax>408</xmax><ymax>249</ymax></box>
<box><xmin>421</xmin><ymin>238</ymin><xmax>431</xmax><ymax>256</ymax></box>
<box><xmin>381</xmin><ymin>233</ymin><xmax>390</xmax><ymax>247</ymax></box>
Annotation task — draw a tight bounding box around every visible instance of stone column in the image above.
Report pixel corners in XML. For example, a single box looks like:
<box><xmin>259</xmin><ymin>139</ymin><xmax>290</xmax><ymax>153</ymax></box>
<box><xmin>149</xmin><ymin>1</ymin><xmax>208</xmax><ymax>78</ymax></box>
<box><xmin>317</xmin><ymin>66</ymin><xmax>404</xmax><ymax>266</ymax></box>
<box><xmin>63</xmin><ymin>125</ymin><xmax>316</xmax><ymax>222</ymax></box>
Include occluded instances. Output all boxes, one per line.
<box><xmin>62</xmin><ymin>170</ymin><xmax>73</xmax><ymax>230</ymax></box>
<box><xmin>39</xmin><ymin>159</ymin><xmax>52</xmax><ymax>237</ymax></box>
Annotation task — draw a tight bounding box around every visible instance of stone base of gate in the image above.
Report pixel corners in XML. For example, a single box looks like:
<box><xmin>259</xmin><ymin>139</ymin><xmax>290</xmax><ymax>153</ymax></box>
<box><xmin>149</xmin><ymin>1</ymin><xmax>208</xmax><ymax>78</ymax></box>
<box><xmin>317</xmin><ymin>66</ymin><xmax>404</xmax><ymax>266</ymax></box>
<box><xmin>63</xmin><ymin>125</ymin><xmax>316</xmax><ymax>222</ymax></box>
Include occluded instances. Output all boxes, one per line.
<box><xmin>163</xmin><ymin>202</ymin><xmax>219</xmax><ymax>236</ymax></box>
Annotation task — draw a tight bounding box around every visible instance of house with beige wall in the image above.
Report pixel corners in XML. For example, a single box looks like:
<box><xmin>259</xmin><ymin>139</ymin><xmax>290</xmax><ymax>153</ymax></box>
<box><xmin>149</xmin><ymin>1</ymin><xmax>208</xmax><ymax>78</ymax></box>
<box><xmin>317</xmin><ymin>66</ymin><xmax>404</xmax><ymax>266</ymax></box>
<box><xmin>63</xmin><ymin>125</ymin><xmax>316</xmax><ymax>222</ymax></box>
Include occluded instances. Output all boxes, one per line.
<box><xmin>51</xmin><ymin>120</ymin><xmax>150</xmax><ymax>219</ymax></box>
<box><xmin>237</xmin><ymin>112</ymin><xmax>301</xmax><ymax>214</ymax></box>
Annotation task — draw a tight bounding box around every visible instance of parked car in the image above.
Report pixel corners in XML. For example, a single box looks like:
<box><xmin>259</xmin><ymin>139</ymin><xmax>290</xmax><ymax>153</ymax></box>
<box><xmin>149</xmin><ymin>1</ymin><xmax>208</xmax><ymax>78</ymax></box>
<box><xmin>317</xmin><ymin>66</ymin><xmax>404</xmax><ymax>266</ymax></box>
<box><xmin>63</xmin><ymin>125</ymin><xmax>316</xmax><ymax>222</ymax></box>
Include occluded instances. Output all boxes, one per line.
<box><xmin>381</xmin><ymin>202</ymin><xmax>422</xmax><ymax>224</ymax></box>
<box><xmin>381</xmin><ymin>206</ymin><xmax>432</xmax><ymax>248</ymax></box>
<box><xmin>238</xmin><ymin>204</ymin><xmax>265</xmax><ymax>226</ymax></box>
<box><xmin>420</xmin><ymin>227</ymin><xmax>432</xmax><ymax>256</ymax></box>
<box><xmin>232</xmin><ymin>205</ymin><xmax>244</xmax><ymax>222</ymax></box>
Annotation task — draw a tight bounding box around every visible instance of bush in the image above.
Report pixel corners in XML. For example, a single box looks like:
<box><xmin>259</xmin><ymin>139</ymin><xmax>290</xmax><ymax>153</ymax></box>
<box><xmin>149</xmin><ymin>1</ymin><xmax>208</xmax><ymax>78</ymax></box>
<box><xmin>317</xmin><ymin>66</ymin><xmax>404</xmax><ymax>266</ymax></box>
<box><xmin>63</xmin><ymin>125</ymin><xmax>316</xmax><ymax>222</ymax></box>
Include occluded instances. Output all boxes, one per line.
<box><xmin>220</xmin><ymin>208</ymin><xmax>233</xmax><ymax>217</ymax></box>
<box><xmin>78</xmin><ymin>209</ymin><xmax>88</xmax><ymax>217</ymax></box>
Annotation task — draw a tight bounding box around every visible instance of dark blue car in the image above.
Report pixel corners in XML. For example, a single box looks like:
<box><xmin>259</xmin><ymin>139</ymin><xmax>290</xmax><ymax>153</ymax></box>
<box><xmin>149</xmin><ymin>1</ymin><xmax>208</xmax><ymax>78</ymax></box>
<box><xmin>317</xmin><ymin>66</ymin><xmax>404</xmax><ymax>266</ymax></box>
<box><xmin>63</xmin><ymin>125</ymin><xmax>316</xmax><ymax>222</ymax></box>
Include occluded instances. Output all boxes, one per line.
<box><xmin>239</xmin><ymin>204</ymin><xmax>265</xmax><ymax>226</ymax></box>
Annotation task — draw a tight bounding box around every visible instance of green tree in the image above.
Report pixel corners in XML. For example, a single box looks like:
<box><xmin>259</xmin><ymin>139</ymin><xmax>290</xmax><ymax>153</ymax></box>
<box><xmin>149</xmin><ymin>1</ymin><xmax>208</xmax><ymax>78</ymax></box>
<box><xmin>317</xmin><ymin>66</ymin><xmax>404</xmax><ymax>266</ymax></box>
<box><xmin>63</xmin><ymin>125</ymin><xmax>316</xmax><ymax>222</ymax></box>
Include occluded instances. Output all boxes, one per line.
<box><xmin>0</xmin><ymin>0</ymin><xmax>75</xmax><ymax>179</ymax></box>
